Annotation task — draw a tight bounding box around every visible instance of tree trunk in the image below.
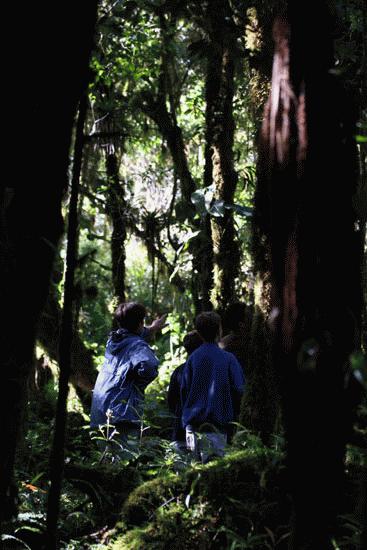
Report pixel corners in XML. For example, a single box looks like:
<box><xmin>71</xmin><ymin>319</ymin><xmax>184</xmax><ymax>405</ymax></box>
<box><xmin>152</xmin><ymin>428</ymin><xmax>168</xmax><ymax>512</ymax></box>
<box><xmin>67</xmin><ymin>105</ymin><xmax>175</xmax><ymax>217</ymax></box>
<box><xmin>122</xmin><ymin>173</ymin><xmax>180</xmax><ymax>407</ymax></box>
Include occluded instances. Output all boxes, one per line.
<box><xmin>205</xmin><ymin>0</ymin><xmax>239</xmax><ymax>312</ymax></box>
<box><xmin>255</xmin><ymin>4</ymin><xmax>364</xmax><ymax>548</ymax></box>
<box><xmin>239</xmin><ymin>274</ymin><xmax>279</xmax><ymax>445</ymax></box>
<box><xmin>106</xmin><ymin>153</ymin><xmax>127</xmax><ymax>305</ymax></box>
<box><xmin>37</xmin><ymin>266</ymin><xmax>97</xmax><ymax>404</ymax></box>
<box><xmin>141</xmin><ymin>89</ymin><xmax>196</xmax><ymax>210</ymax></box>
<box><xmin>140</xmin><ymin>12</ymin><xmax>216</xmax><ymax>313</ymax></box>
<box><xmin>191</xmin><ymin>215</ymin><xmax>214</xmax><ymax>313</ymax></box>
<box><xmin>0</xmin><ymin>1</ymin><xmax>98</xmax><ymax>525</ymax></box>
<box><xmin>46</xmin><ymin>93</ymin><xmax>88</xmax><ymax>548</ymax></box>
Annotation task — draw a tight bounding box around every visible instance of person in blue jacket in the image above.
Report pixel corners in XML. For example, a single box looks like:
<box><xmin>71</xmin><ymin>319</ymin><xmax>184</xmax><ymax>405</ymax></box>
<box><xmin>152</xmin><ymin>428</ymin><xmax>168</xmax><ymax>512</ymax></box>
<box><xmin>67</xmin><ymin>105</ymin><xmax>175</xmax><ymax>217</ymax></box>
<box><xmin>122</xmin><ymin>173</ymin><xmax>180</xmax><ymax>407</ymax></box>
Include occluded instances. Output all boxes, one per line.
<box><xmin>167</xmin><ymin>330</ymin><xmax>203</xmax><ymax>450</ymax></box>
<box><xmin>181</xmin><ymin>311</ymin><xmax>245</xmax><ymax>462</ymax></box>
<box><xmin>90</xmin><ymin>302</ymin><xmax>165</xmax><ymax>458</ymax></box>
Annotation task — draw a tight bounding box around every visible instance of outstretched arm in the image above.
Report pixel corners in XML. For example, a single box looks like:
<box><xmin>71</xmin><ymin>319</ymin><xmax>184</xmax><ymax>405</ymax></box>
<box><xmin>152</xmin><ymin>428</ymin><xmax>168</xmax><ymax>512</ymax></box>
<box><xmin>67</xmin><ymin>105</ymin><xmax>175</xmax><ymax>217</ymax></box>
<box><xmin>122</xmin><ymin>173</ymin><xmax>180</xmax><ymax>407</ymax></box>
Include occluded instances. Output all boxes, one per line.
<box><xmin>144</xmin><ymin>314</ymin><xmax>168</xmax><ymax>340</ymax></box>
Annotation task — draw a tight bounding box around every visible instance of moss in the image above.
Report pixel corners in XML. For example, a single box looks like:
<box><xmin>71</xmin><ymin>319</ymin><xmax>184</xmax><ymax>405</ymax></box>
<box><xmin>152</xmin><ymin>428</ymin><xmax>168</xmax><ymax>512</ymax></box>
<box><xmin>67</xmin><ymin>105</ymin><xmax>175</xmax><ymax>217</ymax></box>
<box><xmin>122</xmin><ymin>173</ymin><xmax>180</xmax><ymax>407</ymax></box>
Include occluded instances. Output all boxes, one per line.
<box><xmin>112</xmin><ymin>503</ymin><xmax>217</xmax><ymax>550</ymax></box>
<box><xmin>111</xmin><ymin>526</ymin><xmax>151</xmax><ymax>550</ymax></box>
<box><xmin>123</xmin><ymin>450</ymin><xmax>265</xmax><ymax>524</ymax></box>
<box><xmin>240</xmin><ymin>302</ymin><xmax>279</xmax><ymax>444</ymax></box>
<box><xmin>122</xmin><ymin>451</ymin><xmax>278</xmax><ymax>523</ymax></box>
<box><xmin>122</xmin><ymin>473</ymin><xmax>183</xmax><ymax>526</ymax></box>
<box><xmin>113</xmin><ymin>449</ymin><xmax>289</xmax><ymax>549</ymax></box>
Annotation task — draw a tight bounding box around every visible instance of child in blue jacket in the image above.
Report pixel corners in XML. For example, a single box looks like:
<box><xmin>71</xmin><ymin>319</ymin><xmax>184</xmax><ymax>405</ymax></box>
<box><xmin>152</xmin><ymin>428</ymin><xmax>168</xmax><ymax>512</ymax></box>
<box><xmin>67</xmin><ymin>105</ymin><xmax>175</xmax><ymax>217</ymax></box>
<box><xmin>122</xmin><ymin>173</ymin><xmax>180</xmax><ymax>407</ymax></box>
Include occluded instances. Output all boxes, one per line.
<box><xmin>181</xmin><ymin>311</ymin><xmax>245</xmax><ymax>462</ymax></box>
<box><xmin>167</xmin><ymin>330</ymin><xmax>203</xmax><ymax>448</ymax></box>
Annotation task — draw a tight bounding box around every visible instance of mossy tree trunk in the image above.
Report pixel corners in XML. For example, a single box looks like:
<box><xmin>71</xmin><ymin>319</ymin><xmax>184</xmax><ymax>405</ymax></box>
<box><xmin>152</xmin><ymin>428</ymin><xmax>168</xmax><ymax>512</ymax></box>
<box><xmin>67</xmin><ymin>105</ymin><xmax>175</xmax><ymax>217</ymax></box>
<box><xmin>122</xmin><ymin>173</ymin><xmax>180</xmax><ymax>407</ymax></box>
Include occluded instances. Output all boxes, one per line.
<box><xmin>140</xmin><ymin>9</ymin><xmax>215</xmax><ymax>314</ymax></box>
<box><xmin>239</xmin><ymin>274</ymin><xmax>279</xmax><ymax>445</ymax></box>
<box><xmin>37</xmin><ymin>264</ymin><xmax>97</xmax><ymax>404</ymax></box>
<box><xmin>205</xmin><ymin>0</ymin><xmax>240</xmax><ymax>312</ymax></box>
<box><xmin>255</xmin><ymin>3</ymin><xmax>364</xmax><ymax>548</ymax></box>
<box><xmin>106</xmin><ymin>152</ymin><xmax>127</xmax><ymax>306</ymax></box>
<box><xmin>46</xmin><ymin>93</ymin><xmax>88</xmax><ymax>549</ymax></box>
<box><xmin>0</xmin><ymin>1</ymin><xmax>98</xmax><ymax>524</ymax></box>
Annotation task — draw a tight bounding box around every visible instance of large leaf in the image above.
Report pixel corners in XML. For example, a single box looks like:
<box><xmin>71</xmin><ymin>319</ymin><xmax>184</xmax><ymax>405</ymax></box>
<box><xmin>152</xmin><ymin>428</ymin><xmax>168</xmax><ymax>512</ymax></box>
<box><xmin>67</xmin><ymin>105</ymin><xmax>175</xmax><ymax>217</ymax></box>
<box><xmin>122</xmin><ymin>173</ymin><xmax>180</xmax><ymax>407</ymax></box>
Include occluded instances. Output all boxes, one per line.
<box><xmin>191</xmin><ymin>186</ymin><xmax>214</xmax><ymax>216</ymax></box>
<box><xmin>208</xmin><ymin>201</ymin><xmax>253</xmax><ymax>218</ymax></box>
<box><xmin>209</xmin><ymin>200</ymin><xmax>226</xmax><ymax>217</ymax></box>
<box><xmin>191</xmin><ymin>189</ymin><xmax>208</xmax><ymax>215</ymax></box>
<box><xmin>230</xmin><ymin>204</ymin><xmax>253</xmax><ymax>217</ymax></box>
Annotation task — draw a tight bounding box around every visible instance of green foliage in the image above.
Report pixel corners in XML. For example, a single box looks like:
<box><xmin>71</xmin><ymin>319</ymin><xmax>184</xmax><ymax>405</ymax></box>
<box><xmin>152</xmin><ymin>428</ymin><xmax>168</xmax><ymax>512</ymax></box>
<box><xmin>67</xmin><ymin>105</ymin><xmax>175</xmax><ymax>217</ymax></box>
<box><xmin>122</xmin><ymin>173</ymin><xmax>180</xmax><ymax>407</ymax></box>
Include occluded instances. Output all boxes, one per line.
<box><xmin>191</xmin><ymin>185</ymin><xmax>253</xmax><ymax>220</ymax></box>
<box><xmin>111</xmin><ymin>443</ymin><xmax>287</xmax><ymax>550</ymax></box>
<box><xmin>8</xmin><ymin>1</ymin><xmax>366</xmax><ymax>549</ymax></box>
<box><xmin>350</xmin><ymin>350</ymin><xmax>367</xmax><ymax>390</ymax></box>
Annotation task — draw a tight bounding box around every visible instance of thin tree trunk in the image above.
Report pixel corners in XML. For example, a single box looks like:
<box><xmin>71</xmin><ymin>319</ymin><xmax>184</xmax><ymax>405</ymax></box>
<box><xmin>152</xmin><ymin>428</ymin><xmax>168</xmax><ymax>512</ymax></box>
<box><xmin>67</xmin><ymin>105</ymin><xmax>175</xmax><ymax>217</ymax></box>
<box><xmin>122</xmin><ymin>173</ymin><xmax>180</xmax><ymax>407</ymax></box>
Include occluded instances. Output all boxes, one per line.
<box><xmin>205</xmin><ymin>0</ymin><xmax>239</xmax><ymax>312</ymax></box>
<box><xmin>46</xmin><ymin>94</ymin><xmax>88</xmax><ymax>549</ymax></box>
<box><xmin>191</xmin><ymin>215</ymin><xmax>214</xmax><ymax>313</ymax></box>
<box><xmin>141</xmin><ymin>89</ymin><xmax>196</xmax><ymax>209</ymax></box>
<box><xmin>140</xmin><ymin>13</ymin><xmax>215</xmax><ymax>312</ymax></box>
<box><xmin>106</xmin><ymin>152</ymin><xmax>126</xmax><ymax>305</ymax></box>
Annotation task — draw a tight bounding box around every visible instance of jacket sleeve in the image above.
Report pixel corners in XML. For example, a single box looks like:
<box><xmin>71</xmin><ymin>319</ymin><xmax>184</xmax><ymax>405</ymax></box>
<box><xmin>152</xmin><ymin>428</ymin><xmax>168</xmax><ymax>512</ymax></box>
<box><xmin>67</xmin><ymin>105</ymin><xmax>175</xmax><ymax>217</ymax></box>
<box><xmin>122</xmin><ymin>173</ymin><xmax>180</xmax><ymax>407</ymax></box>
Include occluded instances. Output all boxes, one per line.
<box><xmin>180</xmin><ymin>360</ymin><xmax>192</xmax><ymax>407</ymax></box>
<box><xmin>229</xmin><ymin>354</ymin><xmax>245</xmax><ymax>419</ymax></box>
<box><xmin>167</xmin><ymin>367</ymin><xmax>180</xmax><ymax>413</ymax></box>
<box><xmin>130</xmin><ymin>343</ymin><xmax>159</xmax><ymax>389</ymax></box>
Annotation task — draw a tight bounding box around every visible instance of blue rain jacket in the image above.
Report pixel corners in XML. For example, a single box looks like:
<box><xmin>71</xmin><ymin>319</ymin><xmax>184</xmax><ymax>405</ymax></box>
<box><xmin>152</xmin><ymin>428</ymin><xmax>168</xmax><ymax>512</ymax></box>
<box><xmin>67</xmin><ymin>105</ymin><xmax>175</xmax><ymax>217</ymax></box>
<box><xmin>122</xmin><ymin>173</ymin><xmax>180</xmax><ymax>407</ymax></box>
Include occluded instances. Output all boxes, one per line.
<box><xmin>181</xmin><ymin>343</ymin><xmax>245</xmax><ymax>430</ymax></box>
<box><xmin>90</xmin><ymin>328</ymin><xmax>159</xmax><ymax>428</ymax></box>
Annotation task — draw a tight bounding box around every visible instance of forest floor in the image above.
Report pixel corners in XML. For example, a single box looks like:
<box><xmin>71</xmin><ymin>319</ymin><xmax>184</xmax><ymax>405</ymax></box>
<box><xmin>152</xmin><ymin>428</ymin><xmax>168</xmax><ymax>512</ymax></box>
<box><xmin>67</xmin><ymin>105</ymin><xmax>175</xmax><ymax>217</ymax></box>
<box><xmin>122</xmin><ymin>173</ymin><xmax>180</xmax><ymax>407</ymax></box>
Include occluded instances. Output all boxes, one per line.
<box><xmin>3</xmin><ymin>372</ymin><xmax>366</xmax><ymax>550</ymax></box>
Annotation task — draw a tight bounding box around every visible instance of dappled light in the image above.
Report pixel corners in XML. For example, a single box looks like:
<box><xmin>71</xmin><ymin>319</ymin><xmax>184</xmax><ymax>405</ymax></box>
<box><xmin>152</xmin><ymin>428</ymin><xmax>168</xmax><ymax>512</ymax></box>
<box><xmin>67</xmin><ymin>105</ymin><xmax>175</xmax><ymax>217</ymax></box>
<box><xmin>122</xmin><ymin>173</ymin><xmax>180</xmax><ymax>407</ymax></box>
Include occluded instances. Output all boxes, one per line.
<box><xmin>1</xmin><ymin>1</ymin><xmax>366</xmax><ymax>550</ymax></box>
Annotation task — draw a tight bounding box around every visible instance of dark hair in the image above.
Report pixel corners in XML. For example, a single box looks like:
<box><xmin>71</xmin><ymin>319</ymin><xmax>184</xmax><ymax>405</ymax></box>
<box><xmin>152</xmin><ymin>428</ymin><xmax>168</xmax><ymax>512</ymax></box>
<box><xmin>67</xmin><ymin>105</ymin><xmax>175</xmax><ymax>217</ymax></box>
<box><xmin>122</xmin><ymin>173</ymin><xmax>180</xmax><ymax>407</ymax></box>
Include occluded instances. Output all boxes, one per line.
<box><xmin>182</xmin><ymin>330</ymin><xmax>203</xmax><ymax>355</ymax></box>
<box><xmin>194</xmin><ymin>311</ymin><xmax>222</xmax><ymax>342</ymax></box>
<box><xmin>223</xmin><ymin>302</ymin><xmax>248</xmax><ymax>333</ymax></box>
<box><xmin>114</xmin><ymin>302</ymin><xmax>146</xmax><ymax>332</ymax></box>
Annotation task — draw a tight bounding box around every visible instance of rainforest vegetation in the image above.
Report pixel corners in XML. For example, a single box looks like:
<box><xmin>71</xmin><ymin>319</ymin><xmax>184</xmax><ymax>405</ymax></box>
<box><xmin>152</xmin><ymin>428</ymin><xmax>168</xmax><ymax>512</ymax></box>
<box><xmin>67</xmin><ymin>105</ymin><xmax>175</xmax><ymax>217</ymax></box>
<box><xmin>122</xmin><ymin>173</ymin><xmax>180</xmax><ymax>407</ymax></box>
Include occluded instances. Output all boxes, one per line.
<box><xmin>1</xmin><ymin>0</ymin><xmax>366</xmax><ymax>549</ymax></box>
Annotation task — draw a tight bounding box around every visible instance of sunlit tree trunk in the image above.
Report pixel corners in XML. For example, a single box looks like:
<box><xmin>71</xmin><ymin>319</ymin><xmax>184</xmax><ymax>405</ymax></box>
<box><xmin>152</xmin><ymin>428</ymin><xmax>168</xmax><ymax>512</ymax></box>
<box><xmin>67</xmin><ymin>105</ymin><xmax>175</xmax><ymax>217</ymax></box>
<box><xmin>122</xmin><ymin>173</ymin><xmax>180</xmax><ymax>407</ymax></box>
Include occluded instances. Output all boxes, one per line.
<box><xmin>106</xmin><ymin>152</ymin><xmax>126</xmax><ymax>305</ymax></box>
<box><xmin>205</xmin><ymin>0</ymin><xmax>239</xmax><ymax>312</ymax></box>
<box><xmin>255</xmin><ymin>3</ymin><xmax>364</xmax><ymax>547</ymax></box>
<box><xmin>141</xmin><ymin>11</ymin><xmax>215</xmax><ymax>314</ymax></box>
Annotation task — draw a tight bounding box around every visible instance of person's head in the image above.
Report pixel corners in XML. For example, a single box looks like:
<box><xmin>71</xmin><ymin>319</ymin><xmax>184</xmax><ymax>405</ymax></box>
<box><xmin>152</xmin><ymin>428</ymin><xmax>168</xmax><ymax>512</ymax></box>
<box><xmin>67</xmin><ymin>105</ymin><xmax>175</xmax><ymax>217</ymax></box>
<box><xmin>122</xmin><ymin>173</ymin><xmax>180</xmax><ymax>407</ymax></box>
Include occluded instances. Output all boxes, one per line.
<box><xmin>114</xmin><ymin>302</ymin><xmax>146</xmax><ymax>333</ymax></box>
<box><xmin>223</xmin><ymin>302</ymin><xmax>248</xmax><ymax>334</ymax></box>
<box><xmin>194</xmin><ymin>311</ymin><xmax>222</xmax><ymax>343</ymax></box>
<box><xmin>182</xmin><ymin>330</ymin><xmax>203</xmax><ymax>356</ymax></box>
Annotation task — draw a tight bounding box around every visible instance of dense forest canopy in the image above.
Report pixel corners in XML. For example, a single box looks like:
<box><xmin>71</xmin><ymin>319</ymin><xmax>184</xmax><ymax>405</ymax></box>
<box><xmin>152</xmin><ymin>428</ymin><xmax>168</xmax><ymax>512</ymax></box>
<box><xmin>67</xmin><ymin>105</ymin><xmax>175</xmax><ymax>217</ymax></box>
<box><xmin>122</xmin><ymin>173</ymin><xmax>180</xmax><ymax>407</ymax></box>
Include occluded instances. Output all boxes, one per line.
<box><xmin>0</xmin><ymin>0</ymin><xmax>366</xmax><ymax>549</ymax></box>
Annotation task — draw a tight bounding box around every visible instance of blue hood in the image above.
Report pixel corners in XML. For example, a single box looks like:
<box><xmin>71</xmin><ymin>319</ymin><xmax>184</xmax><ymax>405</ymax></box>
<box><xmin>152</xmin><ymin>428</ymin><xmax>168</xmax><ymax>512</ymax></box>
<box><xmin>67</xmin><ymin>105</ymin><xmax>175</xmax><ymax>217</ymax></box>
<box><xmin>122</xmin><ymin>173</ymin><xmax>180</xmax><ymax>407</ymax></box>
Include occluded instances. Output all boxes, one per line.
<box><xmin>90</xmin><ymin>328</ymin><xmax>159</xmax><ymax>427</ymax></box>
<box><xmin>106</xmin><ymin>328</ymin><xmax>142</xmax><ymax>356</ymax></box>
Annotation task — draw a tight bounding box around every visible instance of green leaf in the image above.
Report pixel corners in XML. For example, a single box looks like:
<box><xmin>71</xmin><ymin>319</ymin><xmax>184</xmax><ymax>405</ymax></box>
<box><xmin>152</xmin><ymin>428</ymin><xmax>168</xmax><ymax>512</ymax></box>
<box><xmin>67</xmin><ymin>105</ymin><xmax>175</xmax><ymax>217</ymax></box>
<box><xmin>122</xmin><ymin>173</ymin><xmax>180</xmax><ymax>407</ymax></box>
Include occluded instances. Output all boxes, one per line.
<box><xmin>1</xmin><ymin>535</ymin><xmax>32</xmax><ymax>550</ymax></box>
<box><xmin>15</xmin><ymin>526</ymin><xmax>43</xmax><ymax>535</ymax></box>
<box><xmin>209</xmin><ymin>200</ymin><xmax>225</xmax><ymax>217</ymax></box>
<box><xmin>209</xmin><ymin>201</ymin><xmax>253</xmax><ymax>218</ymax></box>
<box><xmin>350</xmin><ymin>351</ymin><xmax>367</xmax><ymax>388</ymax></box>
<box><xmin>191</xmin><ymin>190</ymin><xmax>207</xmax><ymax>215</ymax></box>
<box><xmin>355</xmin><ymin>135</ymin><xmax>367</xmax><ymax>143</ymax></box>
<box><xmin>230</xmin><ymin>204</ymin><xmax>253</xmax><ymax>217</ymax></box>
<box><xmin>169</xmin><ymin>264</ymin><xmax>181</xmax><ymax>283</ymax></box>
<box><xmin>30</xmin><ymin>472</ymin><xmax>45</xmax><ymax>485</ymax></box>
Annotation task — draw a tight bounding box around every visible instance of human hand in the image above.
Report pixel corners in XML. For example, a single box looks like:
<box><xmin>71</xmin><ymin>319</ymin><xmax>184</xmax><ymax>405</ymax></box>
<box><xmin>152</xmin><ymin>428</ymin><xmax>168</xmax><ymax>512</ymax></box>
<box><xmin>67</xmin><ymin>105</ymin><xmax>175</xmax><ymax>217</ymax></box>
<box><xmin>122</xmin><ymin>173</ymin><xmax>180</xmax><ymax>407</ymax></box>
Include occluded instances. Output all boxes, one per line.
<box><xmin>149</xmin><ymin>313</ymin><xmax>168</xmax><ymax>333</ymax></box>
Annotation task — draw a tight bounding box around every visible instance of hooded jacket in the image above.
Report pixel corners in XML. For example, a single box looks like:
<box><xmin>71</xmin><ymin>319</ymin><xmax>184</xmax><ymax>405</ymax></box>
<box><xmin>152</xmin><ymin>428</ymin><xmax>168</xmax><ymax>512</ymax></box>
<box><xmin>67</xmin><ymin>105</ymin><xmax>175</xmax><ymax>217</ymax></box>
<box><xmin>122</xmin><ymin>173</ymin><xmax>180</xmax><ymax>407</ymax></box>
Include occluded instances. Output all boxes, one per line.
<box><xmin>90</xmin><ymin>328</ymin><xmax>159</xmax><ymax>428</ymax></box>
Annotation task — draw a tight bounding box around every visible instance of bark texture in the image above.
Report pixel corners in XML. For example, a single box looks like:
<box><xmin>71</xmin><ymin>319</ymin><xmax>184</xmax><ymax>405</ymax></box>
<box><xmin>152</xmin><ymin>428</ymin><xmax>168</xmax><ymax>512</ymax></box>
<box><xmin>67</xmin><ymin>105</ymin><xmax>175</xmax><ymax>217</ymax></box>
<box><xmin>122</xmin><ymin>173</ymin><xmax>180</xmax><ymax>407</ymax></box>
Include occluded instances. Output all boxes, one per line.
<box><xmin>205</xmin><ymin>0</ymin><xmax>240</xmax><ymax>312</ymax></box>
<box><xmin>254</xmin><ymin>5</ymin><xmax>364</xmax><ymax>547</ymax></box>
